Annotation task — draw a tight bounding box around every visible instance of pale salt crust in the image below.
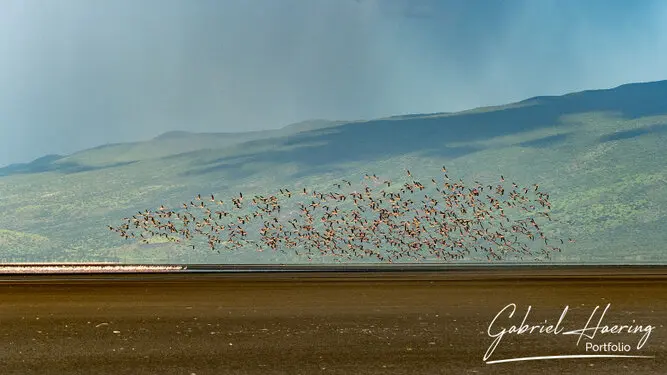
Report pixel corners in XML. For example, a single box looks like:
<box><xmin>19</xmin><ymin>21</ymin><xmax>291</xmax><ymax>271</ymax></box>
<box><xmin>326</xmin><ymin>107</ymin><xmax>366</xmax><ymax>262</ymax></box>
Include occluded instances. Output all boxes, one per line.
<box><xmin>0</xmin><ymin>265</ymin><xmax>186</xmax><ymax>273</ymax></box>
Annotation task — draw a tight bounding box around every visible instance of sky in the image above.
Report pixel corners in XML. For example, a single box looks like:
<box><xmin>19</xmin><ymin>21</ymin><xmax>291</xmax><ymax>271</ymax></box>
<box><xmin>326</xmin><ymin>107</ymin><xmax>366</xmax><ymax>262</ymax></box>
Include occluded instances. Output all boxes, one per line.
<box><xmin>1</xmin><ymin>0</ymin><xmax>666</xmax><ymax>167</ymax></box>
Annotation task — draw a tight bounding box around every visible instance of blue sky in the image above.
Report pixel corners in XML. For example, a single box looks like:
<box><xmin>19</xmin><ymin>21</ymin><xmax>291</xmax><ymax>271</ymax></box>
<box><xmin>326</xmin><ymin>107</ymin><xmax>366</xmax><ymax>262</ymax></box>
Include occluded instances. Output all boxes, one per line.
<box><xmin>1</xmin><ymin>0</ymin><xmax>666</xmax><ymax>166</ymax></box>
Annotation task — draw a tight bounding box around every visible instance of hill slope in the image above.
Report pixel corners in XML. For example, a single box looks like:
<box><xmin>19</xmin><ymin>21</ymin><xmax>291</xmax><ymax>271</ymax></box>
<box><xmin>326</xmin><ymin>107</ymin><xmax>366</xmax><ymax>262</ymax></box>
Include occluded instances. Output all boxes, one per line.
<box><xmin>0</xmin><ymin>80</ymin><xmax>666</xmax><ymax>263</ymax></box>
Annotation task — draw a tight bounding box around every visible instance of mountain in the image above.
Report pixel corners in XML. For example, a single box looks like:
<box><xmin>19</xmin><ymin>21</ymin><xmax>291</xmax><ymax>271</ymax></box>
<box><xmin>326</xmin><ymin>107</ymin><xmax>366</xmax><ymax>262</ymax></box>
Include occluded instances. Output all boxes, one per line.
<box><xmin>0</xmin><ymin>154</ymin><xmax>65</xmax><ymax>176</ymax></box>
<box><xmin>0</xmin><ymin>120</ymin><xmax>347</xmax><ymax>173</ymax></box>
<box><xmin>0</xmin><ymin>80</ymin><xmax>666</xmax><ymax>264</ymax></box>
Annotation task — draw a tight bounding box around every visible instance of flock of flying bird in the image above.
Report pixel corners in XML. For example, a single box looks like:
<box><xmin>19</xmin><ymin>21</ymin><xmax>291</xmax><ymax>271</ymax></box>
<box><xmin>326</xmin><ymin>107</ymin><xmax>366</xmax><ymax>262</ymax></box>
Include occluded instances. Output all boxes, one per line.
<box><xmin>109</xmin><ymin>167</ymin><xmax>572</xmax><ymax>262</ymax></box>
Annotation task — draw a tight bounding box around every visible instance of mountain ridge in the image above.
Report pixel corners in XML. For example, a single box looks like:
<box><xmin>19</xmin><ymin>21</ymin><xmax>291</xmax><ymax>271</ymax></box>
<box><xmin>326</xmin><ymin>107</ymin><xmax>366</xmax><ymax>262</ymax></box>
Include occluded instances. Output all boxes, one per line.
<box><xmin>3</xmin><ymin>79</ymin><xmax>666</xmax><ymax>175</ymax></box>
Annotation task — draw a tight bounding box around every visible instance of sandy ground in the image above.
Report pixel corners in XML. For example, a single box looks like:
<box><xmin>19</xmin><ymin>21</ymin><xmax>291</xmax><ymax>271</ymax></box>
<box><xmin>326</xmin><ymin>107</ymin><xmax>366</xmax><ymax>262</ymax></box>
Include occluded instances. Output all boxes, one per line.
<box><xmin>0</xmin><ymin>266</ymin><xmax>665</xmax><ymax>374</ymax></box>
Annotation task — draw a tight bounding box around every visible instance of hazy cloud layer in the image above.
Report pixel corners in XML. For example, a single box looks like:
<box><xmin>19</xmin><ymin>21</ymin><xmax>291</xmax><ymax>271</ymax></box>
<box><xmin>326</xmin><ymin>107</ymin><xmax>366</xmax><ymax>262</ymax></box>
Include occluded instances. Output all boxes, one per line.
<box><xmin>1</xmin><ymin>0</ymin><xmax>666</xmax><ymax>166</ymax></box>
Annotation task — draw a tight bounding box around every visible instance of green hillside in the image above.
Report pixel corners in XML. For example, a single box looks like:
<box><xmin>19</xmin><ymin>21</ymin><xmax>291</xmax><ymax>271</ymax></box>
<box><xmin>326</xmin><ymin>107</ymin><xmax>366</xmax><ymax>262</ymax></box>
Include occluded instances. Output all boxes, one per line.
<box><xmin>1</xmin><ymin>80</ymin><xmax>665</xmax><ymax>263</ymax></box>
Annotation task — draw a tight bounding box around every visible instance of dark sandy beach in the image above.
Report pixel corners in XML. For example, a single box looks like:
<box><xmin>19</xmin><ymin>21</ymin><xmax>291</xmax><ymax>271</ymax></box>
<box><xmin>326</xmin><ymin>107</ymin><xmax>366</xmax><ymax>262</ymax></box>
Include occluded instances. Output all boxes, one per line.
<box><xmin>0</xmin><ymin>265</ymin><xmax>665</xmax><ymax>374</ymax></box>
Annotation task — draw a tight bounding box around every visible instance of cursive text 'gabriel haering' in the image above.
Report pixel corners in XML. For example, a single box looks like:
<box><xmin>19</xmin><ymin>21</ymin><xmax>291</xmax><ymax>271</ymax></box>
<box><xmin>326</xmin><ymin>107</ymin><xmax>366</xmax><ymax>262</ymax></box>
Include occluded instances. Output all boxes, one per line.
<box><xmin>484</xmin><ymin>303</ymin><xmax>655</xmax><ymax>362</ymax></box>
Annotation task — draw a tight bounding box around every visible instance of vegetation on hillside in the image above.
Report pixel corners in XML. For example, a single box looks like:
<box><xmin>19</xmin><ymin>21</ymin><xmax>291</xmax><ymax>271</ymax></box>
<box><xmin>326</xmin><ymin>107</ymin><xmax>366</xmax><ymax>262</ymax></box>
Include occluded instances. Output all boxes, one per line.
<box><xmin>0</xmin><ymin>81</ymin><xmax>666</xmax><ymax>263</ymax></box>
